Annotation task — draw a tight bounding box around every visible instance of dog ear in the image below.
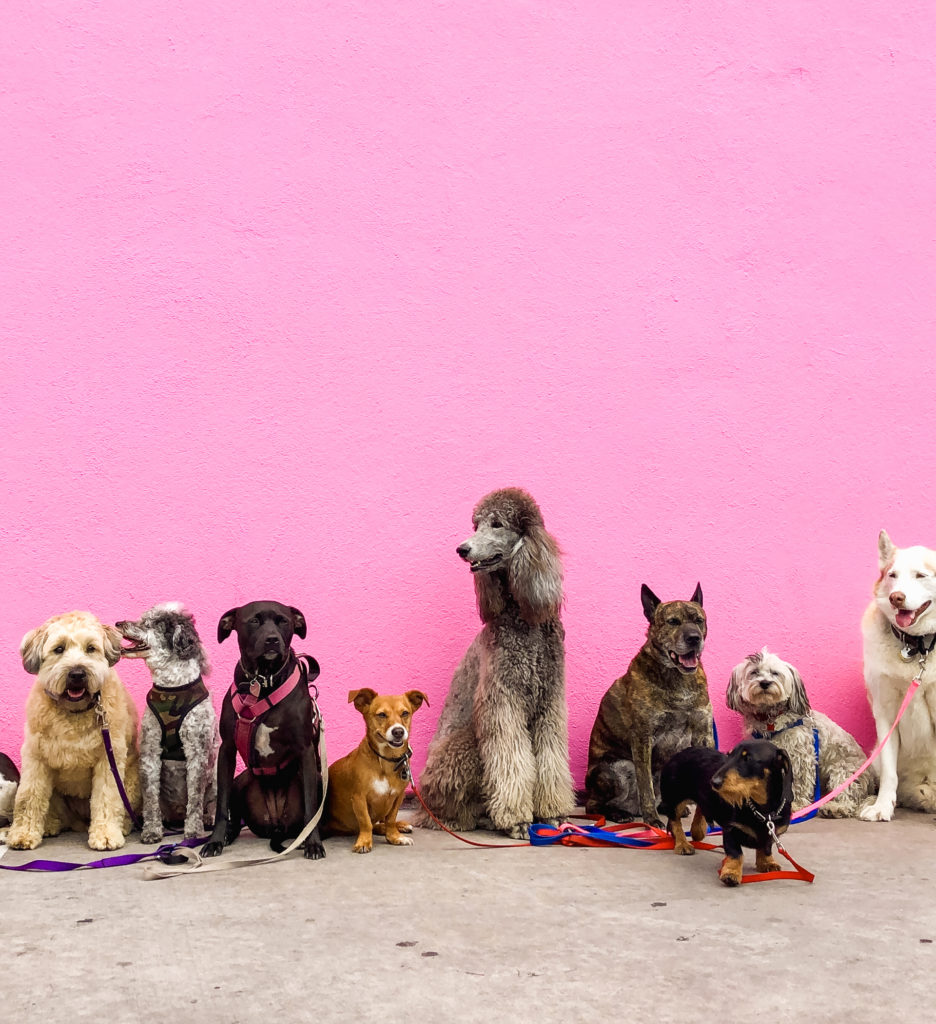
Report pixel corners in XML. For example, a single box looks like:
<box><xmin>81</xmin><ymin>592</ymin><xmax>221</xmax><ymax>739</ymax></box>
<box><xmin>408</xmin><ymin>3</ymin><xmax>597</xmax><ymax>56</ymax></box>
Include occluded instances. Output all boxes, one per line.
<box><xmin>785</xmin><ymin>663</ymin><xmax>811</xmax><ymax>716</ymax></box>
<box><xmin>349</xmin><ymin>688</ymin><xmax>377</xmax><ymax>713</ymax></box>
<box><xmin>508</xmin><ymin>523</ymin><xmax>563</xmax><ymax>625</ymax></box>
<box><xmin>171</xmin><ymin>619</ymin><xmax>199</xmax><ymax>661</ymax></box>
<box><xmin>878</xmin><ymin>530</ymin><xmax>896</xmax><ymax>571</ymax></box>
<box><xmin>725</xmin><ymin>660</ymin><xmax>747</xmax><ymax>713</ymax></box>
<box><xmin>290</xmin><ymin>607</ymin><xmax>307</xmax><ymax>640</ymax></box>
<box><xmin>303</xmin><ymin>656</ymin><xmax>320</xmax><ymax>683</ymax></box>
<box><xmin>217</xmin><ymin>608</ymin><xmax>238</xmax><ymax>644</ymax></box>
<box><xmin>640</xmin><ymin>584</ymin><xmax>661</xmax><ymax>622</ymax></box>
<box><xmin>101</xmin><ymin>624</ymin><xmax>124</xmax><ymax>667</ymax></box>
<box><xmin>405</xmin><ymin>689</ymin><xmax>430</xmax><ymax>711</ymax></box>
<box><xmin>20</xmin><ymin>626</ymin><xmax>47</xmax><ymax>675</ymax></box>
<box><xmin>690</xmin><ymin>582</ymin><xmax>703</xmax><ymax>606</ymax></box>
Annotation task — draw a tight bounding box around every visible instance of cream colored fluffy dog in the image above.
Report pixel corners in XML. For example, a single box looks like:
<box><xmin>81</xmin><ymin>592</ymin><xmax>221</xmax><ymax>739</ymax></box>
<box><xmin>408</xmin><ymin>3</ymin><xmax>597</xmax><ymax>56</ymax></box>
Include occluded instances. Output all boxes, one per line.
<box><xmin>5</xmin><ymin>611</ymin><xmax>141</xmax><ymax>851</ymax></box>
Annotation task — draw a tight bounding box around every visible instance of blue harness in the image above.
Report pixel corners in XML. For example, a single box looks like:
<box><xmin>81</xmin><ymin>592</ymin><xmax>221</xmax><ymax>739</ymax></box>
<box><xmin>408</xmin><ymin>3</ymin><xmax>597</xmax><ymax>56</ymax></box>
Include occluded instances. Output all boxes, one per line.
<box><xmin>750</xmin><ymin>718</ymin><xmax>821</xmax><ymax>822</ymax></box>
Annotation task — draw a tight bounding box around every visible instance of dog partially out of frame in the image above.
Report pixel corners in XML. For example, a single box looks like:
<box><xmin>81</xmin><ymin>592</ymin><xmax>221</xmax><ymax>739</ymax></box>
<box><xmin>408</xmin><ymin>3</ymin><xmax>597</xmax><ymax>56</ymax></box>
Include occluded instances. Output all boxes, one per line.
<box><xmin>117</xmin><ymin>603</ymin><xmax>217</xmax><ymax>842</ymax></box>
<box><xmin>658</xmin><ymin>739</ymin><xmax>794</xmax><ymax>887</ymax></box>
<box><xmin>585</xmin><ymin>584</ymin><xmax>713</xmax><ymax>828</ymax></box>
<box><xmin>5</xmin><ymin>611</ymin><xmax>141</xmax><ymax>851</ymax></box>
<box><xmin>415</xmin><ymin>488</ymin><xmax>575</xmax><ymax>839</ymax></box>
<box><xmin>0</xmin><ymin>753</ymin><xmax>20</xmax><ymax>828</ymax></box>
<box><xmin>727</xmin><ymin>648</ymin><xmax>877</xmax><ymax>817</ymax></box>
<box><xmin>324</xmin><ymin>688</ymin><xmax>428</xmax><ymax>853</ymax></box>
<box><xmin>860</xmin><ymin>530</ymin><xmax>936</xmax><ymax>821</ymax></box>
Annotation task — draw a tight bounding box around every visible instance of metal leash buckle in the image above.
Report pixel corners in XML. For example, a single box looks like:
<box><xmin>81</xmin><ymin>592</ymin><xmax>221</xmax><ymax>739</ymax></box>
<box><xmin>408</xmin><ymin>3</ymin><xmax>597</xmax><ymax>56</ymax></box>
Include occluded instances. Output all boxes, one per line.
<box><xmin>93</xmin><ymin>699</ymin><xmax>108</xmax><ymax>730</ymax></box>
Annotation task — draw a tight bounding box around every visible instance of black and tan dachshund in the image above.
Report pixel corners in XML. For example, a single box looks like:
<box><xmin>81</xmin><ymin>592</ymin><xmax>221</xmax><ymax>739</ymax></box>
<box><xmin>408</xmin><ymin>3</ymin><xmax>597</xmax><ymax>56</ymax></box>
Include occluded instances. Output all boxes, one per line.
<box><xmin>658</xmin><ymin>739</ymin><xmax>793</xmax><ymax>886</ymax></box>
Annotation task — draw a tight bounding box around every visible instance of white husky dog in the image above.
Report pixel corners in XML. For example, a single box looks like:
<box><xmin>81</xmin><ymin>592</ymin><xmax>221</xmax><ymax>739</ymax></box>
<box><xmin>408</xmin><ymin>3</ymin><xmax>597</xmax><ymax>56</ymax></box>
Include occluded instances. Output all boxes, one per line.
<box><xmin>860</xmin><ymin>530</ymin><xmax>936</xmax><ymax>821</ymax></box>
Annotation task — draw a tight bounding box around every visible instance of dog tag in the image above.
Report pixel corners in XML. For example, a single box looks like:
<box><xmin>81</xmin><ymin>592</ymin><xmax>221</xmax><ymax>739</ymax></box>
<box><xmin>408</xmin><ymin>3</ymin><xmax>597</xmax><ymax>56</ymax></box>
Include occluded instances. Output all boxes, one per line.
<box><xmin>249</xmin><ymin>681</ymin><xmax>261</xmax><ymax>698</ymax></box>
<box><xmin>900</xmin><ymin>645</ymin><xmax>915</xmax><ymax>663</ymax></box>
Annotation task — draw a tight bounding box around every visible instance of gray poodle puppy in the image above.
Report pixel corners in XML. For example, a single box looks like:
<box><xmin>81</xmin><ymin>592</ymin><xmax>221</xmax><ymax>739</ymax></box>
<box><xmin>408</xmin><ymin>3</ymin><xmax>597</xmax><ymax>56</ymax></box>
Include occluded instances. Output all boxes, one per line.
<box><xmin>117</xmin><ymin>603</ymin><xmax>217</xmax><ymax>842</ymax></box>
<box><xmin>415</xmin><ymin>488</ymin><xmax>575</xmax><ymax>839</ymax></box>
<box><xmin>726</xmin><ymin>648</ymin><xmax>877</xmax><ymax>817</ymax></box>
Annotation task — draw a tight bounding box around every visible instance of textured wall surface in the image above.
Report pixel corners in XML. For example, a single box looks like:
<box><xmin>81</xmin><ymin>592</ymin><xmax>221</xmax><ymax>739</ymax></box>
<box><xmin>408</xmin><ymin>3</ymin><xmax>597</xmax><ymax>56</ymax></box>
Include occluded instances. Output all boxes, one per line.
<box><xmin>2</xmin><ymin>1</ymin><xmax>935</xmax><ymax>787</ymax></box>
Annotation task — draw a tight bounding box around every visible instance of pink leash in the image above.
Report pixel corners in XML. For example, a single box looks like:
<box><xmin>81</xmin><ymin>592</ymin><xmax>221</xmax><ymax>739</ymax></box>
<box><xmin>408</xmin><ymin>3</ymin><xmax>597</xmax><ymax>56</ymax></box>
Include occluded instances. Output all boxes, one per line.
<box><xmin>790</xmin><ymin>677</ymin><xmax>920</xmax><ymax>822</ymax></box>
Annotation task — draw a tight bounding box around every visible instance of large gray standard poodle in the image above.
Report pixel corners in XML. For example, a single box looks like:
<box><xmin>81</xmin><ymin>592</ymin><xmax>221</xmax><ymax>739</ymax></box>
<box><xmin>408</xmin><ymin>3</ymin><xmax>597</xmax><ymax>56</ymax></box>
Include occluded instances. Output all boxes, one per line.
<box><xmin>415</xmin><ymin>488</ymin><xmax>575</xmax><ymax>839</ymax></box>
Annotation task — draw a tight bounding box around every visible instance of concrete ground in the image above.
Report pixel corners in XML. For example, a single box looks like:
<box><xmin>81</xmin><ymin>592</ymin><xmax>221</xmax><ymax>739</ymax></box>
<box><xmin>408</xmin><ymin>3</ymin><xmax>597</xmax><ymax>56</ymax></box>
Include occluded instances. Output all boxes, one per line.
<box><xmin>2</xmin><ymin>809</ymin><xmax>933</xmax><ymax>1024</ymax></box>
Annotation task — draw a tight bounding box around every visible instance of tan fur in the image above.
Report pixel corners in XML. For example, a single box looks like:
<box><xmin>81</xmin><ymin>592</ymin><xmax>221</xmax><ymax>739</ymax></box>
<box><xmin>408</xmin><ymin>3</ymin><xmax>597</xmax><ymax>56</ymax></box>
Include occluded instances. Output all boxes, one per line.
<box><xmin>324</xmin><ymin>688</ymin><xmax>427</xmax><ymax>854</ymax></box>
<box><xmin>713</xmin><ymin>768</ymin><xmax>768</xmax><ymax>808</ymax></box>
<box><xmin>719</xmin><ymin>854</ymin><xmax>744</xmax><ymax>886</ymax></box>
<box><xmin>6</xmin><ymin>611</ymin><xmax>141</xmax><ymax>851</ymax></box>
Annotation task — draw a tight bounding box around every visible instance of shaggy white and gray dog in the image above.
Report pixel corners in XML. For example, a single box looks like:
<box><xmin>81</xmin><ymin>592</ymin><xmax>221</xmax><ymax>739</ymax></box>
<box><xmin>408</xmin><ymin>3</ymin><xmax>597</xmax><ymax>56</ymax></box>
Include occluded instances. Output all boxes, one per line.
<box><xmin>726</xmin><ymin>648</ymin><xmax>877</xmax><ymax>817</ymax></box>
<box><xmin>415</xmin><ymin>488</ymin><xmax>575</xmax><ymax>839</ymax></box>
<box><xmin>117</xmin><ymin>603</ymin><xmax>217</xmax><ymax>842</ymax></box>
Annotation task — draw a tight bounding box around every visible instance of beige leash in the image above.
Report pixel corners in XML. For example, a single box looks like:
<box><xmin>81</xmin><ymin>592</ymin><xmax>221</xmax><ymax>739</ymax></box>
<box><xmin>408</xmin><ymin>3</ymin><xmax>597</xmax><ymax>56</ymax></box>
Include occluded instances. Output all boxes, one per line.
<box><xmin>142</xmin><ymin>730</ymin><xmax>329</xmax><ymax>880</ymax></box>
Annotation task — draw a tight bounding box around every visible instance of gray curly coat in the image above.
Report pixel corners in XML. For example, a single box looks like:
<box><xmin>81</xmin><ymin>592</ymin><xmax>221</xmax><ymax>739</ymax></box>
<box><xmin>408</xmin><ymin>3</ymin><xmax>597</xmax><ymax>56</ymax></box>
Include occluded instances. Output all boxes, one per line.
<box><xmin>415</xmin><ymin>489</ymin><xmax>575</xmax><ymax>839</ymax></box>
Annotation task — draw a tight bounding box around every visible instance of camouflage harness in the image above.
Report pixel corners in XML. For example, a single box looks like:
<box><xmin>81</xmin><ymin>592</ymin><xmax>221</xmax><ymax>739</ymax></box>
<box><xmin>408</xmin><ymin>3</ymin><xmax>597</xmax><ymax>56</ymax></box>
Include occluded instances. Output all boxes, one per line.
<box><xmin>146</xmin><ymin>677</ymin><xmax>211</xmax><ymax>762</ymax></box>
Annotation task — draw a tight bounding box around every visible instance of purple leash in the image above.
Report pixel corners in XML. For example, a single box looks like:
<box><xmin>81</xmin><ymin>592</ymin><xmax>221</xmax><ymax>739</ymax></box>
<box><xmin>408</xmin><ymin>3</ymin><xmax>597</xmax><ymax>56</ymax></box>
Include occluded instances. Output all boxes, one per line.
<box><xmin>96</xmin><ymin>700</ymin><xmax>142</xmax><ymax>830</ymax></box>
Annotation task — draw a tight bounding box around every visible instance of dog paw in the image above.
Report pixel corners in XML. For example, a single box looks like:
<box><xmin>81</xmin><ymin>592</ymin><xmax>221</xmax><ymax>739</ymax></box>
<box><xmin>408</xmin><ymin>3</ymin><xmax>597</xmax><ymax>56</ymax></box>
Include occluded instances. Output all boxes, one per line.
<box><xmin>641</xmin><ymin>815</ymin><xmax>665</xmax><ymax>831</ymax></box>
<box><xmin>719</xmin><ymin>862</ymin><xmax>743</xmax><ymax>887</ymax></box>
<box><xmin>818</xmin><ymin>799</ymin><xmax>854</xmax><ymax>819</ymax></box>
<box><xmin>200</xmin><ymin>840</ymin><xmax>225</xmax><ymax>858</ymax></box>
<box><xmin>504</xmin><ymin>821</ymin><xmax>532</xmax><ymax>840</ymax></box>
<box><xmin>859</xmin><ymin>798</ymin><xmax>895</xmax><ymax>822</ymax></box>
<box><xmin>352</xmin><ymin>841</ymin><xmax>373</xmax><ymax>854</ymax></box>
<box><xmin>5</xmin><ymin>826</ymin><xmax>42</xmax><ymax>850</ymax></box>
<box><xmin>386</xmin><ymin>834</ymin><xmax>414</xmax><ymax>846</ymax></box>
<box><xmin>396</xmin><ymin>822</ymin><xmax>413</xmax><ymax>834</ymax></box>
<box><xmin>88</xmin><ymin>824</ymin><xmax>126</xmax><ymax>851</ymax></box>
<box><xmin>140</xmin><ymin>824</ymin><xmax>164</xmax><ymax>844</ymax></box>
<box><xmin>303</xmin><ymin>838</ymin><xmax>326</xmax><ymax>860</ymax></box>
<box><xmin>674</xmin><ymin>840</ymin><xmax>695</xmax><ymax>856</ymax></box>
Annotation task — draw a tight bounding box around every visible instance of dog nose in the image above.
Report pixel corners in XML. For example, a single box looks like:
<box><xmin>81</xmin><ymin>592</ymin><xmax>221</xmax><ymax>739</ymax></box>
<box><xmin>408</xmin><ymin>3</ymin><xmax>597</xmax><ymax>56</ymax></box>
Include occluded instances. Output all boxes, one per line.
<box><xmin>263</xmin><ymin>636</ymin><xmax>280</xmax><ymax>649</ymax></box>
<box><xmin>759</xmin><ymin>679</ymin><xmax>772</xmax><ymax>690</ymax></box>
<box><xmin>890</xmin><ymin>591</ymin><xmax>907</xmax><ymax>609</ymax></box>
<box><xmin>456</xmin><ymin>543</ymin><xmax>471</xmax><ymax>559</ymax></box>
<box><xmin>711</xmin><ymin>773</ymin><xmax>724</xmax><ymax>789</ymax></box>
<box><xmin>67</xmin><ymin>667</ymin><xmax>87</xmax><ymax>682</ymax></box>
<box><xmin>390</xmin><ymin>726</ymin><xmax>405</xmax><ymax>741</ymax></box>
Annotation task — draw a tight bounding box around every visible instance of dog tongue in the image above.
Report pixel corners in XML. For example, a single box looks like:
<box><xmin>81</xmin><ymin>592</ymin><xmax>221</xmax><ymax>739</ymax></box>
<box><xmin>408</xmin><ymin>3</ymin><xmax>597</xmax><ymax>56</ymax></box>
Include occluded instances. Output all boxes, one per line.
<box><xmin>678</xmin><ymin>653</ymin><xmax>698</xmax><ymax>669</ymax></box>
<box><xmin>896</xmin><ymin>609</ymin><xmax>916</xmax><ymax>629</ymax></box>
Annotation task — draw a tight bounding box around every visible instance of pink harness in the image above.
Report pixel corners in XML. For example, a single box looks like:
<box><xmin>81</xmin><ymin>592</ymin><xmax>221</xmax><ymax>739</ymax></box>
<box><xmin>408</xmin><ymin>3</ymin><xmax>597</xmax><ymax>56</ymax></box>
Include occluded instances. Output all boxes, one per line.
<box><xmin>230</xmin><ymin>659</ymin><xmax>318</xmax><ymax>776</ymax></box>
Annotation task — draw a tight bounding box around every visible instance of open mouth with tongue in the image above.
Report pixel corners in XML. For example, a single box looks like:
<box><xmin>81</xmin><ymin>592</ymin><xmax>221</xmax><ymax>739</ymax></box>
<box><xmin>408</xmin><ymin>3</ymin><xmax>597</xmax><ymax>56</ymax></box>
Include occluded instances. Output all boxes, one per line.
<box><xmin>669</xmin><ymin>650</ymin><xmax>700</xmax><ymax>673</ymax></box>
<box><xmin>895</xmin><ymin>601</ymin><xmax>932</xmax><ymax>630</ymax></box>
<box><xmin>61</xmin><ymin>680</ymin><xmax>92</xmax><ymax>703</ymax></box>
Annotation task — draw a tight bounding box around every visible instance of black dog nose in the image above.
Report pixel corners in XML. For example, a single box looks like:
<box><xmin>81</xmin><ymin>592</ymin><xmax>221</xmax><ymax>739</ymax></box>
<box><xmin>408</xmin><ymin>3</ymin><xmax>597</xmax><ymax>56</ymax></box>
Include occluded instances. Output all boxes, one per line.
<box><xmin>759</xmin><ymin>679</ymin><xmax>772</xmax><ymax>690</ymax></box>
<box><xmin>67</xmin><ymin>667</ymin><xmax>87</xmax><ymax>681</ymax></box>
<box><xmin>263</xmin><ymin>636</ymin><xmax>280</xmax><ymax>649</ymax></box>
<box><xmin>390</xmin><ymin>726</ymin><xmax>405</xmax><ymax>740</ymax></box>
<box><xmin>456</xmin><ymin>543</ymin><xmax>471</xmax><ymax>559</ymax></box>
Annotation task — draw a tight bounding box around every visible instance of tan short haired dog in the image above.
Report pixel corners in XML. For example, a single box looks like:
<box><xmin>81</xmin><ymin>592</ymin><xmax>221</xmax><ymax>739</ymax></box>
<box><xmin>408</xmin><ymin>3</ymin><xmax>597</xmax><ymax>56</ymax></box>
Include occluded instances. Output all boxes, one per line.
<box><xmin>324</xmin><ymin>689</ymin><xmax>428</xmax><ymax>854</ymax></box>
<box><xmin>6</xmin><ymin>611</ymin><xmax>141</xmax><ymax>851</ymax></box>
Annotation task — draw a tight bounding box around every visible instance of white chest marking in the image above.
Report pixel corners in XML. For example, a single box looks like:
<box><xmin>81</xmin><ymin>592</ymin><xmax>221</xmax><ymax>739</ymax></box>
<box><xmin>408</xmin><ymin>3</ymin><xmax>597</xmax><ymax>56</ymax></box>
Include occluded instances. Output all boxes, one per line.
<box><xmin>372</xmin><ymin>777</ymin><xmax>390</xmax><ymax>796</ymax></box>
<box><xmin>255</xmin><ymin>724</ymin><xmax>277</xmax><ymax>758</ymax></box>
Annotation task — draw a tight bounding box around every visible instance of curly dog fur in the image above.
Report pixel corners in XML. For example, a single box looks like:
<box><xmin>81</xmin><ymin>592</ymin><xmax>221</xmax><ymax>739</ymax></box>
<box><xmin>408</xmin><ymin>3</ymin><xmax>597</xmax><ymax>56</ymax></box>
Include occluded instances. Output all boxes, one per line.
<box><xmin>726</xmin><ymin>647</ymin><xmax>878</xmax><ymax>817</ymax></box>
<box><xmin>415</xmin><ymin>488</ymin><xmax>574</xmax><ymax>839</ymax></box>
<box><xmin>6</xmin><ymin>611</ymin><xmax>141</xmax><ymax>851</ymax></box>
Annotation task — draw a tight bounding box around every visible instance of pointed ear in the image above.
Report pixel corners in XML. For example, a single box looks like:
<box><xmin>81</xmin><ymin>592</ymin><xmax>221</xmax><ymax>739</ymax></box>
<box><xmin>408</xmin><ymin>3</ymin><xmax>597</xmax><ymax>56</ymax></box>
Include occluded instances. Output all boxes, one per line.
<box><xmin>290</xmin><ymin>607</ymin><xmax>307</xmax><ymax>639</ymax></box>
<box><xmin>20</xmin><ymin>626</ymin><xmax>47</xmax><ymax>675</ymax></box>
<box><xmin>405</xmin><ymin>689</ymin><xmax>429</xmax><ymax>711</ymax></box>
<box><xmin>878</xmin><ymin>530</ymin><xmax>896</xmax><ymax>571</ymax></box>
<box><xmin>690</xmin><ymin>582</ymin><xmax>703</xmax><ymax>606</ymax></box>
<box><xmin>349</xmin><ymin>688</ymin><xmax>377</xmax><ymax>713</ymax></box>
<box><xmin>217</xmin><ymin>608</ymin><xmax>238</xmax><ymax>644</ymax></box>
<box><xmin>785</xmin><ymin>663</ymin><xmax>811</xmax><ymax>716</ymax></box>
<box><xmin>640</xmin><ymin>584</ymin><xmax>661</xmax><ymax>622</ymax></box>
<box><xmin>101</xmin><ymin>624</ymin><xmax>124</xmax><ymax>666</ymax></box>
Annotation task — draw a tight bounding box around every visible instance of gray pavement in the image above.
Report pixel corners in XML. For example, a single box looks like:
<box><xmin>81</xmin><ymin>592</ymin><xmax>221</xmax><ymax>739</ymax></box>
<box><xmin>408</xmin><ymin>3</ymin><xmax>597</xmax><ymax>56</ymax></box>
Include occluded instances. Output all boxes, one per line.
<box><xmin>2</xmin><ymin>809</ymin><xmax>933</xmax><ymax>1024</ymax></box>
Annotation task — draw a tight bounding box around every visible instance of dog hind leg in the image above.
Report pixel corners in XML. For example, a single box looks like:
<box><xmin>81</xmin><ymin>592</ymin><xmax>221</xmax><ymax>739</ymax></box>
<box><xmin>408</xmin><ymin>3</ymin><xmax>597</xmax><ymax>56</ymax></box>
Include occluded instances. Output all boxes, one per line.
<box><xmin>414</xmin><ymin>727</ymin><xmax>484</xmax><ymax>831</ymax></box>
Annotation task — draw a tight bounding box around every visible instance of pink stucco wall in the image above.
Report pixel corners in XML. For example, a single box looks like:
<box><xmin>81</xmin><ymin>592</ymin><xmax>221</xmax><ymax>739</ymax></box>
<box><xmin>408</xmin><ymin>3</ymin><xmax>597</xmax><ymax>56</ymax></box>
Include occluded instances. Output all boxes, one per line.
<box><xmin>2</xmin><ymin>2</ymin><xmax>934</xmax><ymax>787</ymax></box>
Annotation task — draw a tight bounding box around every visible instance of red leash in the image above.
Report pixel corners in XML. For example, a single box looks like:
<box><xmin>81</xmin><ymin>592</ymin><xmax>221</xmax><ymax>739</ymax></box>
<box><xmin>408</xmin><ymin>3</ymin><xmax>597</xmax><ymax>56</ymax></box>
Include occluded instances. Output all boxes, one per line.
<box><xmin>408</xmin><ymin>780</ymin><xmax>531</xmax><ymax>848</ymax></box>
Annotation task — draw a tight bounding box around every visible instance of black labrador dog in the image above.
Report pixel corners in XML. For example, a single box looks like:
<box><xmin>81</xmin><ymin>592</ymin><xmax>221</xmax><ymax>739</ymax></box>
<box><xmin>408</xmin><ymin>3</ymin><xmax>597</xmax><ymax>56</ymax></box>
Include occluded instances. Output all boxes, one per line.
<box><xmin>202</xmin><ymin>601</ymin><xmax>325</xmax><ymax>860</ymax></box>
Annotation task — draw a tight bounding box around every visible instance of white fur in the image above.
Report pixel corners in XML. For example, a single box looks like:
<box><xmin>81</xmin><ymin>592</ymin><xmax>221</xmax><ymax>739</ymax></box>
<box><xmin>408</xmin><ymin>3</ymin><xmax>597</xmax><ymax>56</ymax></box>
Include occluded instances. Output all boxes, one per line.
<box><xmin>371</xmin><ymin>777</ymin><xmax>390</xmax><ymax>796</ymax></box>
<box><xmin>255</xmin><ymin>724</ymin><xmax>277</xmax><ymax>759</ymax></box>
<box><xmin>860</xmin><ymin>531</ymin><xmax>936</xmax><ymax>821</ymax></box>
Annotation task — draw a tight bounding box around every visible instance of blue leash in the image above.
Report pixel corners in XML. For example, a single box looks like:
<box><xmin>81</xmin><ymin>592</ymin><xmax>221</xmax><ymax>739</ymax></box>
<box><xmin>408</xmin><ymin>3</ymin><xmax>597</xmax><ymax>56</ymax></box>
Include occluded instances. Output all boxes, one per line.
<box><xmin>751</xmin><ymin>720</ymin><xmax>821</xmax><ymax>822</ymax></box>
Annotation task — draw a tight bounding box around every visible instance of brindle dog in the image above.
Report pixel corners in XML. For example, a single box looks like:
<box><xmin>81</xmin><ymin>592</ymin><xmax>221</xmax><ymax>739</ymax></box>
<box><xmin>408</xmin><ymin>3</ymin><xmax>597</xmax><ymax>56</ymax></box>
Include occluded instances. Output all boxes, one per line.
<box><xmin>585</xmin><ymin>584</ymin><xmax>713</xmax><ymax>827</ymax></box>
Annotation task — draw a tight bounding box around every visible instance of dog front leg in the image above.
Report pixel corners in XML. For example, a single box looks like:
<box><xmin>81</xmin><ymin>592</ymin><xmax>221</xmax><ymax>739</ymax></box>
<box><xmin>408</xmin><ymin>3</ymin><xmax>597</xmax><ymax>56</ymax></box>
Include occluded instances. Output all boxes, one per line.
<box><xmin>202</xmin><ymin>739</ymin><xmax>237</xmax><ymax>856</ymax></box>
<box><xmin>139</xmin><ymin>712</ymin><xmax>164</xmax><ymax>844</ymax></box>
<box><xmin>179</xmin><ymin>718</ymin><xmax>213</xmax><ymax>840</ymax></box>
<box><xmin>755</xmin><ymin>844</ymin><xmax>781</xmax><ymax>873</ymax></box>
<box><xmin>350</xmin><ymin>791</ymin><xmax>375</xmax><ymax>853</ymax></box>
<box><xmin>478</xmin><ymin>702</ymin><xmax>536</xmax><ymax>839</ymax></box>
<box><xmin>530</xmin><ymin>695</ymin><xmax>575</xmax><ymax>824</ymax></box>
<box><xmin>5</xmin><ymin>757</ymin><xmax>54</xmax><ymax>850</ymax></box>
<box><xmin>380</xmin><ymin>791</ymin><xmax>413</xmax><ymax>846</ymax></box>
<box><xmin>689</xmin><ymin>709</ymin><xmax>715</xmax><ymax>749</ymax></box>
<box><xmin>631</xmin><ymin>736</ymin><xmax>663</xmax><ymax>828</ymax></box>
<box><xmin>88</xmin><ymin>757</ymin><xmax>128</xmax><ymax>851</ymax></box>
<box><xmin>719</xmin><ymin>830</ymin><xmax>745</xmax><ymax>887</ymax></box>
<box><xmin>859</xmin><ymin>696</ymin><xmax>901</xmax><ymax>822</ymax></box>
<box><xmin>299</xmin><ymin>742</ymin><xmax>325</xmax><ymax>860</ymax></box>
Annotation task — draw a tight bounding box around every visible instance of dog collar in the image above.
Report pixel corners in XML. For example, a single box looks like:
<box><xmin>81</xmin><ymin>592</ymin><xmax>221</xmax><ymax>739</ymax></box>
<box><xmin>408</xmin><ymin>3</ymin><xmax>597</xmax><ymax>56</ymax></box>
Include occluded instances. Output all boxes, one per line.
<box><xmin>45</xmin><ymin>688</ymin><xmax>99</xmax><ymax>714</ymax></box>
<box><xmin>890</xmin><ymin>626</ymin><xmax>936</xmax><ymax>662</ymax></box>
<box><xmin>236</xmin><ymin>655</ymin><xmax>295</xmax><ymax>699</ymax></box>
<box><xmin>751</xmin><ymin>718</ymin><xmax>804</xmax><ymax>738</ymax></box>
<box><xmin>368</xmin><ymin>743</ymin><xmax>413</xmax><ymax>781</ymax></box>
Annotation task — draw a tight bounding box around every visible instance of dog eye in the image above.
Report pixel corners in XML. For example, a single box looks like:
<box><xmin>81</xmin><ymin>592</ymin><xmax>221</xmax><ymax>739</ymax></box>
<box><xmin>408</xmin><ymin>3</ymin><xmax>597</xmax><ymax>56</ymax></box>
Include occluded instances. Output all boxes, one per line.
<box><xmin>888</xmin><ymin>572</ymin><xmax>897</xmax><ymax>578</ymax></box>
<box><xmin>376</xmin><ymin>712</ymin><xmax>388</xmax><ymax>719</ymax></box>
<box><xmin>249</xmin><ymin>617</ymin><xmax>259</xmax><ymax>626</ymax></box>
<box><xmin>53</xmin><ymin>645</ymin><xmax>65</xmax><ymax>655</ymax></box>
<box><xmin>401</xmin><ymin>711</ymin><xmax>410</xmax><ymax>718</ymax></box>
<box><xmin>86</xmin><ymin>645</ymin><xmax>96</xmax><ymax>653</ymax></box>
<box><xmin>490</xmin><ymin>519</ymin><xmax>503</xmax><ymax>529</ymax></box>
<box><xmin>667</xmin><ymin>617</ymin><xmax>680</xmax><ymax>626</ymax></box>
<box><xmin>741</xmin><ymin>749</ymin><xmax>748</xmax><ymax>758</ymax></box>
<box><xmin>916</xmin><ymin>572</ymin><xmax>929</xmax><ymax>579</ymax></box>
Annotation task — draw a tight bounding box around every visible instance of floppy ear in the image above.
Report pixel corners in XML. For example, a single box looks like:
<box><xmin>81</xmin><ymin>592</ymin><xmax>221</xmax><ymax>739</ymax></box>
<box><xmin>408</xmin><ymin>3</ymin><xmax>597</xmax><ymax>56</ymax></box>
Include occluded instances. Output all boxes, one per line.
<box><xmin>101</xmin><ymin>624</ymin><xmax>124</xmax><ymax>667</ymax></box>
<box><xmin>405</xmin><ymin>689</ymin><xmax>429</xmax><ymax>711</ymax></box>
<box><xmin>303</xmin><ymin>656</ymin><xmax>320</xmax><ymax>683</ymax></box>
<box><xmin>508</xmin><ymin>523</ymin><xmax>563</xmax><ymax>624</ymax></box>
<box><xmin>349</xmin><ymin>687</ymin><xmax>377</xmax><ymax>713</ymax></box>
<box><xmin>290</xmin><ymin>607</ymin><xmax>307</xmax><ymax>639</ymax></box>
<box><xmin>878</xmin><ymin>530</ymin><xmax>896</xmax><ymax>571</ymax></box>
<box><xmin>690</xmin><ymin>582</ymin><xmax>703</xmax><ymax>606</ymax></box>
<box><xmin>475</xmin><ymin>571</ymin><xmax>507</xmax><ymax>623</ymax></box>
<box><xmin>785</xmin><ymin>663</ymin><xmax>811</xmax><ymax>716</ymax></box>
<box><xmin>20</xmin><ymin>626</ymin><xmax>47</xmax><ymax>675</ymax></box>
<box><xmin>171</xmin><ymin>619</ymin><xmax>199</xmax><ymax>661</ymax></box>
<box><xmin>640</xmin><ymin>584</ymin><xmax>661</xmax><ymax>622</ymax></box>
<box><xmin>725</xmin><ymin>660</ymin><xmax>748</xmax><ymax>713</ymax></box>
<box><xmin>217</xmin><ymin>608</ymin><xmax>238</xmax><ymax>644</ymax></box>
